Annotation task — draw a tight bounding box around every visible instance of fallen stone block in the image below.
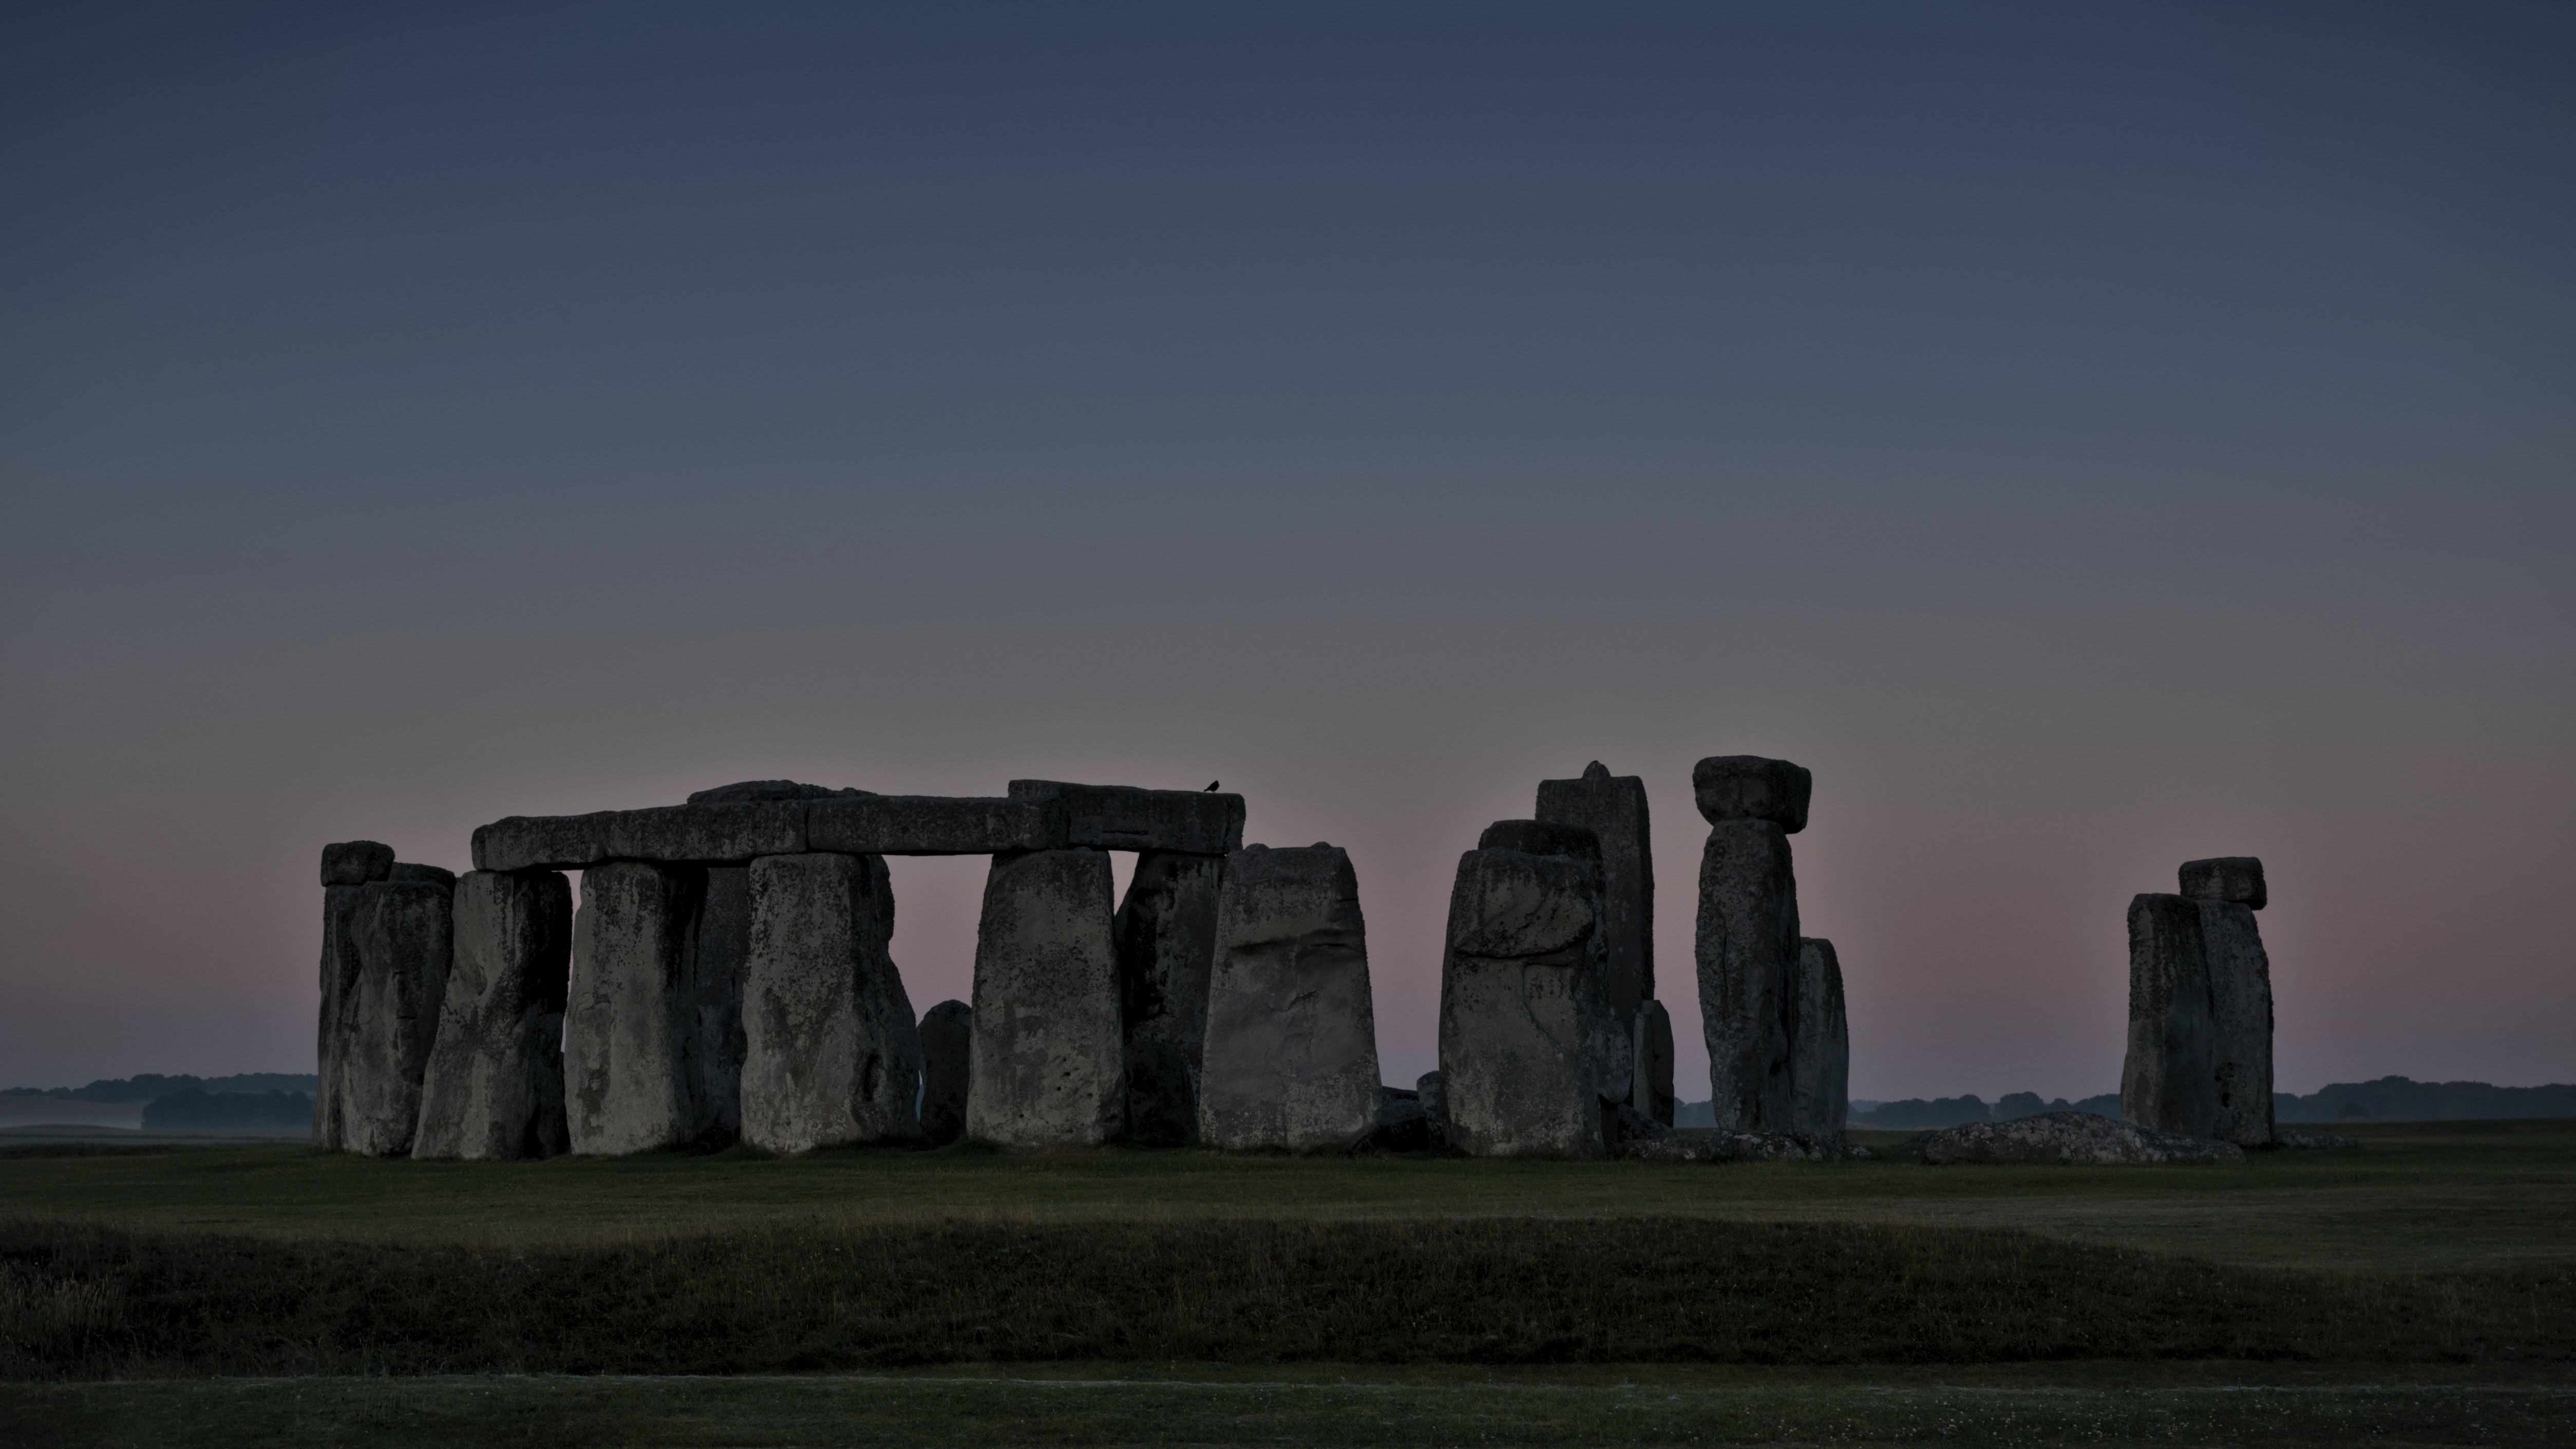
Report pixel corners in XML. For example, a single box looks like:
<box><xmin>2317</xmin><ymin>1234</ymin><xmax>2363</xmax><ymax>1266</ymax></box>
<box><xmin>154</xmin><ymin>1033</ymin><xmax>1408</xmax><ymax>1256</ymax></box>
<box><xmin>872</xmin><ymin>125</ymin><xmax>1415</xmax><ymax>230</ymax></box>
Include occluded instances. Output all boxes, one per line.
<box><xmin>806</xmin><ymin>794</ymin><xmax>1069</xmax><ymax>855</ymax></box>
<box><xmin>2179</xmin><ymin>855</ymin><xmax>2266</xmax><ymax>910</ymax></box>
<box><xmin>599</xmin><ymin>801</ymin><xmax>806</xmax><ymax>864</ymax></box>
<box><xmin>1007</xmin><ymin>780</ymin><xmax>1244</xmax><ymax>855</ymax></box>
<box><xmin>1790</xmin><ymin>937</ymin><xmax>1849</xmax><ymax>1142</ymax></box>
<box><xmin>319</xmin><ymin>840</ymin><xmax>394</xmax><ymax>887</ymax></box>
<box><xmin>919</xmin><ymin>999</ymin><xmax>972</xmax><ymax>1147</ymax></box>
<box><xmin>1116</xmin><ymin>850</ymin><xmax>1225</xmax><ymax>1147</ymax></box>
<box><xmin>1691</xmin><ymin>755</ymin><xmax>1812</xmax><ymax>833</ymax></box>
<box><xmin>1696</xmin><ymin>818</ymin><xmax>1800</xmax><ymax>1132</ymax></box>
<box><xmin>2198</xmin><ymin>900</ymin><xmax>2274</xmax><ymax>1149</ymax></box>
<box><xmin>1917</xmin><ymin>1111</ymin><xmax>2246</xmax><ymax>1165</ymax></box>
<box><xmin>1621</xmin><ymin>1130</ymin><xmax>1841</xmax><ymax>1162</ymax></box>
<box><xmin>1199</xmin><ymin>844</ymin><xmax>1383</xmax><ymax>1152</ymax></box>
<box><xmin>340</xmin><ymin>868</ymin><xmax>456</xmax><ymax>1157</ymax></box>
<box><xmin>967</xmin><ymin>849</ymin><xmax>1124</xmax><ymax>1149</ymax></box>
<box><xmin>1536</xmin><ymin>761</ymin><xmax>1656</xmax><ymax>1024</ymax></box>
<box><xmin>2122</xmin><ymin>892</ymin><xmax>2217</xmax><ymax>1139</ymax></box>
<box><xmin>565</xmin><ymin>861</ymin><xmax>714</xmax><ymax>1155</ymax></box>
<box><xmin>472</xmin><ymin>813</ymin><xmax>609</xmax><ymax>873</ymax></box>
<box><xmin>1437</xmin><ymin>837</ymin><xmax>1621</xmax><ymax>1158</ymax></box>
<box><xmin>740</xmin><ymin>852</ymin><xmax>922</xmax><ymax>1153</ymax></box>
<box><xmin>413</xmin><ymin>870</ymin><xmax>573</xmax><ymax>1161</ymax></box>
<box><xmin>1633</xmin><ymin>998</ymin><xmax>1676</xmax><ymax>1128</ymax></box>
<box><xmin>2272</xmin><ymin>1127</ymin><xmax>2361</xmax><ymax>1150</ymax></box>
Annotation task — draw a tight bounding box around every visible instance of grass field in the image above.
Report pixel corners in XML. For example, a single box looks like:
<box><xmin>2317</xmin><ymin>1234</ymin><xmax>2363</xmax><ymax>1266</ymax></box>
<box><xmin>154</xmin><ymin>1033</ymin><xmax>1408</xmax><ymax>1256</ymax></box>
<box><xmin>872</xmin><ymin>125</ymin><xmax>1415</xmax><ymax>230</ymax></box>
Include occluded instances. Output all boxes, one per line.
<box><xmin>6</xmin><ymin>1120</ymin><xmax>2573</xmax><ymax>1445</ymax></box>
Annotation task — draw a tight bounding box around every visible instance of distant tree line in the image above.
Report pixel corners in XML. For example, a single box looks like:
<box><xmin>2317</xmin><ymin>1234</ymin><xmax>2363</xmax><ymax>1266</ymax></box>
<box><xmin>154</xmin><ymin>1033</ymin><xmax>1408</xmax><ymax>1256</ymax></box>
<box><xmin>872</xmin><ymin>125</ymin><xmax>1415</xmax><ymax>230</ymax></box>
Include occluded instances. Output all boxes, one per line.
<box><xmin>139</xmin><ymin>1089</ymin><xmax>313</xmax><ymax>1130</ymax></box>
<box><xmin>1676</xmin><ymin>1076</ymin><xmax>2576</xmax><ymax>1130</ymax></box>
<box><xmin>1</xmin><ymin>1073</ymin><xmax>318</xmax><ymax>1103</ymax></box>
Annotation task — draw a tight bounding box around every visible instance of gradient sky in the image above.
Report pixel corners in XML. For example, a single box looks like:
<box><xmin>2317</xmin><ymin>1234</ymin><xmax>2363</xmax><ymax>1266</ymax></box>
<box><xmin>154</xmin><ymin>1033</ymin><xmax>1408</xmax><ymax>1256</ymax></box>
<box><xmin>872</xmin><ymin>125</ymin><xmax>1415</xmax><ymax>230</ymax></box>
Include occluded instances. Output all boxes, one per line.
<box><xmin>4</xmin><ymin>3</ymin><xmax>2569</xmax><ymax>1099</ymax></box>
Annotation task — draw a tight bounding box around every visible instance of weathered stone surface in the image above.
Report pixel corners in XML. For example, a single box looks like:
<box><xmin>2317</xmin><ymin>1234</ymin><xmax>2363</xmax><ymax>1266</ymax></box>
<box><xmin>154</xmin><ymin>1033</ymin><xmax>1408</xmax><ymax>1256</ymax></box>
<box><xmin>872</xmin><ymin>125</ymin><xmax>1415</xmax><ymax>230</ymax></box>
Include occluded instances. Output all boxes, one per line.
<box><xmin>685</xmin><ymin>866</ymin><xmax>751</xmax><ymax>1145</ymax></box>
<box><xmin>740</xmin><ymin>852</ymin><xmax>921</xmax><ymax>1153</ymax></box>
<box><xmin>600</xmin><ymin>802</ymin><xmax>806</xmax><ymax>864</ymax></box>
<box><xmin>388</xmin><ymin>862</ymin><xmax>456</xmax><ymax>886</ymax></box>
<box><xmin>1371</xmin><ymin>1088</ymin><xmax>1430</xmax><ymax>1152</ymax></box>
<box><xmin>1475</xmin><ymin>818</ymin><xmax>1602</xmax><ymax>861</ymax></box>
<box><xmin>689</xmin><ymin>780</ymin><xmax>863</xmax><ymax>803</ymax></box>
<box><xmin>1691</xmin><ymin>756</ymin><xmax>1812</xmax><ymax>833</ymax></box>
<box><xmin>2273</xmin><ymin>1126</ymin><xmax>2360</xmax><ymax>1150</ymax></box>
<box><xmin>1919</xmin><ymin>1111</ymin><xmax>2245</xmax><ymax>1165</ymax></box>
<box><xmin>340</xmin><ymin>870</ymin><xmax>456</xmax><ymax>1156</ymax></box>
<box><xmin>1622</xmin><ymin>1130</ymin><xmax>1845</xmax><ymax>1162</ymax></box>
<box><xmin>2123</xmin><ymin>893</ymin><xmax>2217</xmax><ymax>1139</ymax></box>
<box><xmin>1437</xmin><ymin>840</ymin><xmax>1621</xmax><ymax>1158</ymax></box>
<box><xmin>320</xmin><ymin>840</ymin><xmax>394</xmax><ymax>887</ymax></box>
<box><xmin>2179</xmin><ymin>856</ymin><xmax>2266</xmax><ymax>910</ymax></box>
<box><xmin>1007</xmin><ymin>780</ymin><xmax>1244</xmax><ymax>855</ymax></box>
<box><xmin>967</xmin><ymin>849</ymin><xmax>1124</xmax><ymax>1149</ymax></box>
<box><xmin>2199</xmin><ymin>900</ymin><xmax>2275</xmax><ymax>1148</ymax></box>
<box><xmin>1536</xmin><ymin>761</ymin><xmax>1655</xmax><ymax>1023</ymax></box>
<box><xmin>312</xmin><ymin>883</ymin><xmax>370</xmax><ymax>1150</ymax></box>
<box><xmin>413</xmin><ymin>870</ymin><xmax>572</xmax><ymax>1161</ymax></box>
<box><xmin>1416</xmin><ymin>1070</ymin><xmax>1448</xmax><ymax>1150</ymax></box>
<box><xmin>565</xmin><ymin>861</ymin><xmax>712</xmax><ymax>1155</ymax></box>
<box><xmin>1199</xmin><ymin>844</ymin><xmax>1384</xmax><ymax>1152</ymax></box>
<box><xmin>472</xmin><ymin>813</ymin><xmax>609</xmax><ymax>873</ymax></box>
<box><xmin>1116</xmin><ymin>850</ymin><xmax>1225</xmax><ymax>1146</ymax></box>
<box><xmin>1790</xmin><ymin>937</ymin><xmax>1849</xmax><ymax>1141</ymax></box>
<box><xmin>1696</xmin><ymin>819</ymin><xmax>1800</xmax><ymax>1131</ymax></box>
<box><xmin>919</xmin><ymin>999</ymin><xmax>972</xmax><ymax>1147</ymax></box>
<box><xmin>1633</xmin><ymin>999</ymin><xmax>1676</xmax><ymax>1128</ymax></box>
<box><xmin>806</xmin><ymin>794</ymin><xmax>1069</xmax><ymax>855</ymax></box>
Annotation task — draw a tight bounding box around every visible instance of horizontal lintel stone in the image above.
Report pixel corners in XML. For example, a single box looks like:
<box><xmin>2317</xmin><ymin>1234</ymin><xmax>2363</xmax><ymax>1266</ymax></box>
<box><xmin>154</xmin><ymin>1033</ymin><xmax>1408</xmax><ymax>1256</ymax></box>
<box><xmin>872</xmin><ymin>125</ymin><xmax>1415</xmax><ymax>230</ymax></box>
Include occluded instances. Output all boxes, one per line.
<box><xmin>806</xmin><ymin>794</ymin><xmax>1068</xmax><ymax>855</ymax></box>
<box><xmin>1007</xmin><ymin>780</ymin><xmax>1244</xmax><ymax>855</ymax></box>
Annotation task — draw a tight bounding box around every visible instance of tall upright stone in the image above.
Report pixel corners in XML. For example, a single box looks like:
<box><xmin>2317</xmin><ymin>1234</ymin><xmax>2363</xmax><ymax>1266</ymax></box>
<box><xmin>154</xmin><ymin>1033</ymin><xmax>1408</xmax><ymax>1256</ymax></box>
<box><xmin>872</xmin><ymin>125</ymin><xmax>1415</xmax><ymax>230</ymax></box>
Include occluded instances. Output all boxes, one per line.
<box><xmin>1693</xmin><ymin>754</ymin><xmax>1809</xmax><ymax>1132</ymax></box>
<box><xmin>413</xmin><ymin>869</ymin><xmax>573</xmax><ymax>1160</ymax></box>
<box><xmin>342</xmin><ymin>864</ymin><xmax>457</xmax><ymax>1157</ymax></box>
<box><xmin>1790</xmin><ymin>937</ymin><xmax>1849</xmax><ymax>1141</ymax></box>
<box><xmin>740</xmin><ymin>852</ymin><xmax>922</xmax><ymax>1153</ymax></box>
<box><xmin>2181</xmin><ymin>857</ymin><xmax>2272</xmax><ymax>1148</ymax></box>
<box><xmin>1437</xmin><ymin>823</ymin><xmax>1621</xmax><ymax>1158</ymax></box>
<box><xmin>1632</xmin><ymin>999</ymin><xmax>1676</xmax><ymax>1129</ymax></box>
<box><xmin>1115</xmin><ymin>850</ymin><xmax>1225</xmax><ymax>1146</ymax></box>
<box><xmin>313</xmin><ymin>841</ymin><xmax>393</xmax><ymax>1151</ymax></box>
<box><xmin>685</xmin><ymin>865</ymin><xmax>751</xmax><ymax>1146</ymax></box>
<box><xmin>2122</xmin><ymin>892</ymin><xmax>2217</xmax><ymax>1139</ymax></box>
<box><xmin>919</xmin><ymin>999</ymin><xmax>972</xmax><ymax>1147</ymax></box>
<box><xmin>1535</xmin><ymin>762</ymin><xmax>1654</xmax><ymax>1028</ymax></box>
<box><xmin>1198</xmin><ymin>844</ymin><xmax>1383</xmax><ymax>1152</ymax></box>
<box><xmin>566</xmin><ymin>861</ymin><xmax>711</xmax><ymax>1155</ymax></box>
<box><xmin>966</xmin><ymin>849</ymin><xmax>1123</xmax><ymax>1148</ymax></box>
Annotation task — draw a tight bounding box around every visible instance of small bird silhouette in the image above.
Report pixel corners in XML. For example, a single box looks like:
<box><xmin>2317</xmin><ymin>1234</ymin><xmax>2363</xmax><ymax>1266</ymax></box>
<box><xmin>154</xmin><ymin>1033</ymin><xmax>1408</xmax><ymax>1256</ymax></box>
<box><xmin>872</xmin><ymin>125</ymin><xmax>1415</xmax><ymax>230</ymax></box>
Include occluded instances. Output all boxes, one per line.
<box><xmin>1204</xmin><ymin>780</ymin><xmax>1220</xmax><ymax>791</ymax></box>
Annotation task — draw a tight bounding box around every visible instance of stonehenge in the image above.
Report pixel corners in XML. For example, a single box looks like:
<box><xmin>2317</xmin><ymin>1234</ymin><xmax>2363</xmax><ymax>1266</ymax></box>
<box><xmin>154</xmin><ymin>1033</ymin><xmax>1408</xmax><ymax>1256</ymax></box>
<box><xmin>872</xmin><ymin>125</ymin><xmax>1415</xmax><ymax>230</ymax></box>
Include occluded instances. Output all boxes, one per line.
<box><xmin>413</xmin><ymin>869</ymin><xmax>572</xmax><ymax>1160</ymax></box>
<box><xmin>740</xmin><ymin>851</ymin><xmax>922</xmax><ymax>1153</ymax></box>
<box><xmin>1115</xmin><ymin>850</ymin><xmax>1226</xmax><ymax>1146</ymax></box>
<box><xmin>1693</xmin><ymin>756</ymin><xmax>1809</xmax><ymax>1132</ymax></box>
<box><xmin>1198</xmin><ymin>844</ymin><xmax>1384</xmax><ymax>1151</ymax></box>
<box><xmin>1534</xmin><ymin>762</ymin><xmax>1654</xmax><ymax>1029</ymax></box>
<box><xmin>2124</xmin><ymin>856</ymin><xmax>2276</xmax><ymax>1147</ymax></box>
<box><xmin>965</xmin><ymin>848</ymin><xmax>1125</xmax><ymax>1149</ymax></box>
<box><xmin>1790</xmin><ymin>938</ymin><xmax>1849</xmax><ymax>1142</ymax></box>
<box><xmin>333</xmin><ymin>862</ymin><xmax>456</xmax><ymax>1157</ymax></box>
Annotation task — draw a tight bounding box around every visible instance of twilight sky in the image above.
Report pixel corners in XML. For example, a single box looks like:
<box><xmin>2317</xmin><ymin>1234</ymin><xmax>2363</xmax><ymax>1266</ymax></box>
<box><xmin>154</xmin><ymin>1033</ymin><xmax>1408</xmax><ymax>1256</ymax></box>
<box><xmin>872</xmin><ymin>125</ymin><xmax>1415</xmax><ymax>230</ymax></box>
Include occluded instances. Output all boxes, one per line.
<box><xmin>3</xmin><ymin>3</ymin><xmax>2569</xmax><ymax>1099</ymax></box>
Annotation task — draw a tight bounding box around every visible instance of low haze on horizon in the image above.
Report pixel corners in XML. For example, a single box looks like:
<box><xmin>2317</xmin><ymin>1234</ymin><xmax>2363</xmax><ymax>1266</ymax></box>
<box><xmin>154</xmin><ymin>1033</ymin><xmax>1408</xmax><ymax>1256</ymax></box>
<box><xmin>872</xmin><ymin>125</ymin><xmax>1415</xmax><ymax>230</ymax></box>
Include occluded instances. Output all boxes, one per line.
<box><xmin>3</xmin><ymin>3</ymin><xmax>2570</xmax><ymax>1101</ymax></box>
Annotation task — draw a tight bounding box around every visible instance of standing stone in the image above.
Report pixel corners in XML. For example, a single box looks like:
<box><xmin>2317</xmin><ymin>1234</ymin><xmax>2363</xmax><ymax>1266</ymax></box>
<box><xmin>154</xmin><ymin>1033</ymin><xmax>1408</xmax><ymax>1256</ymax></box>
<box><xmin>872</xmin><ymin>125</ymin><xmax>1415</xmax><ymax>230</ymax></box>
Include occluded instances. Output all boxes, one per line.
<box><xmin>1535</xmin><ymin>762</ymin><xmax>1655</xmax><ymax>1028</ymax></box>
<box><xmin>919</xmin><ymin>999</ymin><xmax>972</xmax><ymax>1146</ymax></box>
<box><xmin>566</xmin><ymin>861</ymin><xmax>711</xmax><ymax>1155</ymax></box>
<box><xmin>2179</xmin><ymin>856</ymin><xmax>2266</xmax><ymax>911</ymax></box>
<box><xmin>413</xmin><ymin>870</ymin><xmax>573</xmax><ymax>1160</ymax></box>
<box><xmin>740</xmin><ymin>852</ymin><xmax>922</xmax><ymax>1153</ymax></box>
<box><xmin>966</xmin><ymin>849</ymin><xmax>1123</xmax><ymax>1148</ymax></box>
<box><xmin>1115</xmin><ymin>850</ymin><xmax>1225</xmax><ymax>1146</ymax></box>
<box><xmin>1790</xmin><ymin>937</ymin><xmax>1849</xmax><ymax>1141</ymax></box>
<box><xmin>314</xmin><ymin>842</ymin><xmax>395</xmax><ymax>1150</ymax></box>
<box><xmin>1696</xmin><ymin>817</ymin><xmax>1800</xmax><ymax>1131</ymax></box>
<box><xmin>685</xmin><ymin>866</ymin><xmax>751</xmax><ymax>1146</ymax></box>
<box><xmin>1415</xmin><ymin>1070</ymin><xmax>1448</xmax><ymax>1150</ymax></box>
<box><xmin>1437</xmin><ymin>826</ymin><xmax>1619</xmax><ymax>1158</ymax></box>
<box><xmin>342</xmin><ymin>865</ymin><xmax>457</xmax><ymax>1156</ymax></box>
<box><xmin>1199</xmin><ymin>844</ymin><xmax>1384</xmax><ymax>1152</ymax></box>
<box><xmin>2122</xmin><ymin>892</ymin><xmax>2217</xmax><ymax>1139</ymax></box>
<box><xmin>2196</xmin><ymin>900</ymin><xmax>2275</xmax><ymax>1147</ymax></box>
<box><xmin>1632</xmin><ymin>999</ymin><xmax>1676</xmax><ymax>1129</ymax></box>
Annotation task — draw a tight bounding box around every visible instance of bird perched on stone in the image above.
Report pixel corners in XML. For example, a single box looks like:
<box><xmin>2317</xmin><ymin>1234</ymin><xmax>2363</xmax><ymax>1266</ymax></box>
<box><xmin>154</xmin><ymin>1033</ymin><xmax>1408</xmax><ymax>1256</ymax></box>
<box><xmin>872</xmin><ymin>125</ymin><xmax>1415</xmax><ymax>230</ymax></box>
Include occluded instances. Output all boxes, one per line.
<box><xmin>1204</xmin><ymin>781</ymin><xmax>1220</xmax><ymax>791</ymax></box>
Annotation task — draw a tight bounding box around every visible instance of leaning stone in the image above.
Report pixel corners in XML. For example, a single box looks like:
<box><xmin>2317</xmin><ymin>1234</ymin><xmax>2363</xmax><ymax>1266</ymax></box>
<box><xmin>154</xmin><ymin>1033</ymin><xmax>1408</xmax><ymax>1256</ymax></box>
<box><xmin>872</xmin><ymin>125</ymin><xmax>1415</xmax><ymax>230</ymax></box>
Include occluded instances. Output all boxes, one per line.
<box><xmin>2272</xmin><ymin>1127</ymin><xmax>2361</xmax><ymax>1150</ymax></box>
<box><xmin>1918</xmin><ymin>1111</ymin><xmax>2246</xmax><ymax>1165</ymax></box>
<box><xmin>1370</xmin><ymin>1088</ymin><xmax>1430</xmax><ymax>1152</ymax></box>
<box><xmin>2122</xmin><ymin>893</ymin><xmax>2217</xmax><ymax>1139</ymax></box>
<box><xmin>1416</xmin><ymin>1070</ymin><xmax>1447</xmax><ymax>1150</ymax></box>
<box><xmin>2198</xmin><ymin>901</ymin><xmax>2275</xmax><ymax>1148</ymax></box>
<box><xmin>1116</xmin><ymin>850</ymin><xmax>1225</xmax><ymax>1146</ymax></box>
<box><xmin>689</xmin><ymin>780</ymin><xmax>865</xmax><ymax>803</ymax></box>
<box><xmin>918</xmin><ymin>999</ymin><xmax>972</xmax><ymax>1146</ymax></box>
<box><xmin>1790</xmin><ymin>938</ymin><xmax>1849</xmax><ymax>1141</ymax></box>
<box><xmin>319</xmin><ymin>840</ymin><xmax>394</xmax><ymax>887</ymax></box>
<box><xmin>807</xmin><ymin>794</ymin><xmax>1069</xmax><ymax>855</ymax></box>
<box><xmin>2179</xmin><ymin>856</ymin><xmax>2266</xmax><ymax>910</ymax></box>
<box><xmin>1437</xmin><ymin>838</ymin><xmax>1620</xmax><ymax>1158</ymax></box>
<box><xmin>966</xmin><ymin>849</ymin><xmax>1124</xmax><ymax>1148</ymax></box>
<box><xmin>1008</xmin><ymin>780</ymin><xmax>1245</xmax><ymax>855</ymax></box>
<box><xmin>1536</xmin><ymin>762</ymin><xmax>1656</xmax><ymax>1023</ymax></box>
<box><xmin>340</xmin><ymin>869</ymin><xmax>456</xmax><ymax>1157</ymax></box>
<box><xmin>684</xmin><ymin>866</ymin><xmax>752</xmax><ymax>1146</ymax></box>
<box><xmin>413</xmin><ymin>870</ymin><xmax>573</xmax><ymax>1160</ymax></box>
<box><xmin>312</xmin><ymin>883</ymin><xmax>370</xmax><ymax>1150</ymax></box>
<box><xmin>740</xmin><ymin>852</ymin><xmax>922</xmax><ymax>1153</ymax></box>
<box><xmin>565</xmin><ymin>861</ymin><xmax>711</xmax><ymax>1154</ymax></box>
<box><xmin>1691</xmin><ymin>756</ymin><xmax>1812</xmax><ymax>833</ymax></box>
<box><xmin>1199</xmin><ymin>845</ymin><xmax>1384</xmax><ymax>1152</ymax></box>
<box><xmin>472</xmin><ymin>813</ymin><xmax>609</xmax><ymax>873</ymax></box>
<box><xmin>1696</xmin><ymin>819</ymin><xmax>1800</xmax><ymax>1131</ymax></box>
<box><xmin>599</xmin><ymin>802</ymin><xmax>806</xmax><ymax>864</ymax></box>
<box><xmin>1632</xmin><ymin>999</ymin><xmax>1676</xmax><ymax>1128</ymax></box>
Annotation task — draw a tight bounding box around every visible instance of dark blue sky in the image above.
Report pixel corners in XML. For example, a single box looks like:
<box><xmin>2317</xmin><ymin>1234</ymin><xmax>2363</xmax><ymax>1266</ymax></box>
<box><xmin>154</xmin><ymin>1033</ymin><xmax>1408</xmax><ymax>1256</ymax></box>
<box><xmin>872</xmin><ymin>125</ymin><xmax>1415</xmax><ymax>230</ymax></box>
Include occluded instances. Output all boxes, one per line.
<box><xmin>4</xmin><ymin>3</ymin><xmax>2569</xmax><ymax>1095</ymax></box>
